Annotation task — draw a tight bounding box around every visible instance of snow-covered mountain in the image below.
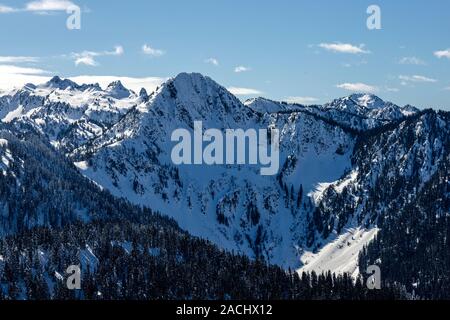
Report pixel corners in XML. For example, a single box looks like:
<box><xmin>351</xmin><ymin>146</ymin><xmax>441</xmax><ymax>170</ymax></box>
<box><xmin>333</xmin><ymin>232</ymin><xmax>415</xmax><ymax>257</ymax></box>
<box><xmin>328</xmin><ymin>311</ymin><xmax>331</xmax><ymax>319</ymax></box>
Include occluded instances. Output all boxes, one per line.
<box><xmin>0</xmin><ymin>76</ymin><xmax>141</xmax><ymax>152</ymax></box>
<box><xmin>0</xmin><ymin>123</ymin><xmax>144</xmax><ymax>236</ymax></box>
<box><xmin>300</xmin><ymin>110</ymin><xmax>449</xmax><ymax>275</ymax></box>
<box><xmin>246</xmin><ymin>94</ymin><xmax>419</xmax><ymax>131</ymax></box>
<box><xmin>1</xmin><ymin>73</ymin><xmax>447</xmax><ymax>277</ymax></box>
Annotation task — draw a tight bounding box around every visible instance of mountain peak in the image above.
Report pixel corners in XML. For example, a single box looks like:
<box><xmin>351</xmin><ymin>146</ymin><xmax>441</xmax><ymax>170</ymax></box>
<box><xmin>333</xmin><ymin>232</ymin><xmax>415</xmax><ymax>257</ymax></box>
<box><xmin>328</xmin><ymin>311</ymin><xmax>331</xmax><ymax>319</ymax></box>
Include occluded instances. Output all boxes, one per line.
<box><xmin>42</xmin><ymin>76</ymin><xmax>80</xmax><ymax>90</ymax></box>
<box><xmin>161</xmin><ymin>72</ymin><xmax>226</xmax><ymax>101</ymax></box>
<box><xmin>348</xmin><ymin>93</ymin><xmax>385</xmax><ymax>109</ymax></box>
<box><xmin>172</xmin><ymin>72</ymin><xmax>206</xmax><ymax>83</ymax></box>
<box><xmin>138</xmin><ymin>72</ymin><xmax>254</xmax><ymax>126</ymax></box>
<box><xmin>245</xmin><ymin>97</ymin><xmax>290</xmax><ymax>113</ymax></box>
<box><xmin>107</xmin><ymin>80</ymin><xmax>124</xmax><ymax>88</ymax></box>
<box><xmin>139</xmin><ymin>87</ymin><xmax>148</xmax><ymax>97</ymax></box>
<box><xmin>49</xmin><ymin>75</ymin><xmax>62</xmax><ymax>83</ymax></box>
<box><xmin>22</xmin><ymin>83</ymin><xmax>37</xmax><ymax>91</ymax></box>
<box><xmin>325</xmin><ymin>93</ymin><xmax>389</xmax><ymax>113</ymax></box>
<box><xmin>138</xmin><ymin>88</ymin><xmax>149</xmax><ymax>101</ymax></box>
<box><xmin>106</xmin><ymin>80</ymin><xmax>131</xmax><ymax>99</ymax></box>
<box><xmin>169</xmin><ymin>72</ymin><xmax>222</xmax><ymax>92</ymax></box>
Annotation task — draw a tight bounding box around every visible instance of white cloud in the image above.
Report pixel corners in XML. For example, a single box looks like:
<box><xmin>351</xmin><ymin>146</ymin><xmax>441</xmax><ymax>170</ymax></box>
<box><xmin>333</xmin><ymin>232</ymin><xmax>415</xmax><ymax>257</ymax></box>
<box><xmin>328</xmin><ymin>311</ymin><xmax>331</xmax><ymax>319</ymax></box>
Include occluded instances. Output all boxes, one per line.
<box><xmin>336</xmin><ymin>83</ymin><xmax>378</xmax><ymax>93</ymax></box>
<box><xmin>444</xmin><ymin>86</ymin><xmax>450</xmax><ymax>91</ymax></box>
<box><xmin>0</xmin><ymin>65</ymin><xmax>49</xmax><ymax>75</ymax></box>
<box><xmin>71</xmin><ymin>46</ymin><xmax>124</xmax><ymax>67</ymax></box>
<box><xmin>284</xmin><ymin>96</ymin><xmax>319</xmax><ymax>104</ymax></box>
<box><xmin>0</xmin><ymin>56</ymin><xmax>39</xmax><ymax>63</ymax></box>
<box><xmin>227</xmin><ymin>87</ymin><xmax>262</xmax><ymax>96</ymax></box>
<box><xmin>234</xmin><ymin>66</ymin><xmax>251</xmax><ymax>73</ymax></box>
<box><xmin>0</xmin><ymin>5</ymin><xmax>16</xmax><ymax>13</ymax></box>
<box><xmin>434</xmin><ymin>49</ymin><xmax>450</xmax><ymax>59</ymax></box>
<box><xmin>25</xmin><ymin>0</ymin><xmax>76</xmax><ymax>11</ymax></box>
<box><xmin>75</xmin><ymin>56</ymin><xmax>98</xmax><ymax>66</ymax></box>
<box><xmin>399</xmin><ymin>75</ymin><xmax>437</xmax><ymax>83</ymax></box>
<box><xmin>205</xmin><ymin>58</ymin><xmax>219</xmax><ymax>66</ymax></box>
<box><xmin>399</xmin><ymin>56</ymin><xmax>426</xmax><ymax>65</ymax></box>
<box><xmin>74</xmin><ymin>47</ymin><xmax>124</xmax><ymax>59</ymax></box>
<box><xmin>0</xmin><ymin>64</ymin><xmax>51</xmax><ymax>90</ymax></box>
<box><xmin>0</xmin><ymin>0</ymin><xmax>80</xmax><ymax>14</ymax></box>
<box><xmin>385</xmin><ymin>87</ymin><xmax>400</xmax><ymax>92</ymax></box>
<box><xmin>319</xmin><ymin>43</ymin><xmax>370</xmax><ymax>54</ymax></box>
<box><xmin>0</xmin><ymin>74</ymin><xmax>49</xmax><ymax>91</ymax></box>
<box><xmin>114</xmin><ymin>46</ymin><xmax>124</xmax><ymax>56</ymax></box>
<box><xmin>142</xmin><ymin>44</ymin><xmax>165</xmax><ymax>57</ymax></box>
<box><xmin>341</xmin><ymin>60</ymin><xmax>368</xmax><ymax>68</ymax></box>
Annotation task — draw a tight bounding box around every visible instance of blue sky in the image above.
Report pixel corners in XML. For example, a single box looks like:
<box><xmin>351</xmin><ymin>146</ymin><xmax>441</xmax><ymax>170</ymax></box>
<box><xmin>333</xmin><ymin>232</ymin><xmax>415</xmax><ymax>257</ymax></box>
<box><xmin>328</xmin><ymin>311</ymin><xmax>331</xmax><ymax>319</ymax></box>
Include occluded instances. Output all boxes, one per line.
<box><xmin>1</xmin><ymin>0</ymin><xmax>449</xmax><ymax>109</ymax></box>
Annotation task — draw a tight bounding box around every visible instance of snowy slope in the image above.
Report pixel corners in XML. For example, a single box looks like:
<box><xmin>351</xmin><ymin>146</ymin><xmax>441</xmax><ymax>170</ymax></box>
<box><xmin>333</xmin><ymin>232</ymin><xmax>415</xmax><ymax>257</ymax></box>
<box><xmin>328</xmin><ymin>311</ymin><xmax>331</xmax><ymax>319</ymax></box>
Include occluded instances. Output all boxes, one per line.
<box><xmin>299</xmin><ymin>227</ymin><xmax>379</xmax><ymax>277</ymax></box>
<box><xmin>66</xmin><ymin>73</ymin><xmax>361</xmax><ymax>268</ymax></box>
<box><xmin>301</xmin><ymin>110</ymin><xmax>450</xmax><ymax>275</ymax></box>
<box><xmin>0</xmin><ymin>76</ymin><xmax>141</xmax><ymax>152</ymax></box>
<box><xmin>246</xmin><ymin>93</ymin><xmax>419</xmax><ymax>131</ymax></box>
<box><xmin>1</xmin><ymin>73</ymin><xmax>442</xmax><ymax>277</ymax></box>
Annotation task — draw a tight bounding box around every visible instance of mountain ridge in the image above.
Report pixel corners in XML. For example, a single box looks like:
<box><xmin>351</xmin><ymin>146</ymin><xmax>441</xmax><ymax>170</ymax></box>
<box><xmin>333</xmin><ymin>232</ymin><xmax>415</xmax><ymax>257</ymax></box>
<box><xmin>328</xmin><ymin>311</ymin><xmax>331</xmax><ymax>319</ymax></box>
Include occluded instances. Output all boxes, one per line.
<box><xmin>0</xmin><ymin>73</ymin><xmax>447</xmax><ymax>278</ymax></box>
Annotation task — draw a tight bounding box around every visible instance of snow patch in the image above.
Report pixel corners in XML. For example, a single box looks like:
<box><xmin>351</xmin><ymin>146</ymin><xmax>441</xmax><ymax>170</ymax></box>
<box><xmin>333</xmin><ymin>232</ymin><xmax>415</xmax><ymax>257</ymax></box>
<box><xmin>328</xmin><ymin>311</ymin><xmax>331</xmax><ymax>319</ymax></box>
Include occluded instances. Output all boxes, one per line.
<box><xmin>80</xmin><ymin>244</ymin><xmax>99</xmax><ymax>272</ymax></box>
<box><xmin>309</xmin><ymin>182</ymin><xmax>333</xmax><ymax>204</ymax></box>
<box><xmin>299</xmin><ymin>227</ymin><xmax>379</xmax><ymax>277</ymax></box>
<box><xmin>2</xmin><ymin>105</ymin><xmax>24</xmax><ymax>123</ymax></box>
<box><xmin>357</xmin><ymin>94</ymin><xmax>374</xmax><ymax>108</ymax></box>
<box><xmin>74</xmin><ymin>161</ymin><xmax>89</xmax><ymax>170</ymax></box>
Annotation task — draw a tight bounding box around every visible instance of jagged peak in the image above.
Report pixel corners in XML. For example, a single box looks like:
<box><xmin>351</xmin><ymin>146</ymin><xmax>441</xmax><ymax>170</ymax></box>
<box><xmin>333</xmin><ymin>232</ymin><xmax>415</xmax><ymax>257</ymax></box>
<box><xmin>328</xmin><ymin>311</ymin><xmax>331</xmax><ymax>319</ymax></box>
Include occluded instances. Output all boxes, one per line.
<box><xmin>48</xmin><ymin>75</ymin><xmax>63</xmax><ymax>83</ymax></box>
<box><xmin>171</xmin><ymin>72</ymin><xmax>210</xmax><ymax>84</ymax></box>
<box><xmin>23</xmin><ymin>83</ymin><xmax>37</xmax><ymax>90</ymax></box>
<box><xmin>244</xmin><ymin>97</ymin><xmax>276</xmax><ymax>105</ymax></box>
<box><xmin>348</xmin><ymin>93</ymin><xmax>385</xmax><ymax>109</ymax></box>
<box><xmin>80</xmin><ymin>82</ymin><xmax>102</xmax><ymax>92</ymax></box>
<box><xmin>139</xmin><ymin>88</ymin><xmax>148</xmax><ymax>98</ymax></box>
<box><xmin>324</xmin><ymin>93</ymin><xmax>392</xmax><ymax>112</ymax></box>
<box><xmin>244</xmin><ymin>97</ymin><xmax>290</xmax><ymax>113</ymax></box>
<box><xmin>34</xmin><ymin>76</ymin><xmax>102</xmax><ymax>93</ymax></box>
<box><xmin>158</xmin><ymin>72</ymin><xmax>235</xmax><ymax>102</ymax></box>
<box><xmin>41</xmin><ymin>76</ymin><xmax>80</xmax><ymax>90</ymax></box>
<box><xmin>107</xmin><ymin>80</ymin><xmax>125</xmax><ymax>89</ymax></box>
<box><xmin>169</xmin><ymin>72</ymin><xmax>226</xmax><ymax>91</ymax></box>
<box><xmin>133</xmin><ymin>72</ymin><xmax>254</xmax><ymax>125</ymax></box>
<box><xmin>106</xmin><ymin>80</ymin><xmax>132</xmax><ymax>99</ymax></box>
<box><xmin>402</xmin><ymin>104</ymin><xmax>420</xmax><ymax>113</ymax></box>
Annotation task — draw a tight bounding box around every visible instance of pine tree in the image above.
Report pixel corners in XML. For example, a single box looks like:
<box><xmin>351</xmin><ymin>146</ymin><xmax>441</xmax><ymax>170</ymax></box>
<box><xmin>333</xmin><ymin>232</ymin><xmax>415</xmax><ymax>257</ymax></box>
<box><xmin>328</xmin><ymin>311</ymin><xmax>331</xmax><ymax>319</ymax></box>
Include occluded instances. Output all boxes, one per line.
<box><xmin>297</xmin><ymin>184</ymin><xmax>303</xmax><ymax>208</ymax></box>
